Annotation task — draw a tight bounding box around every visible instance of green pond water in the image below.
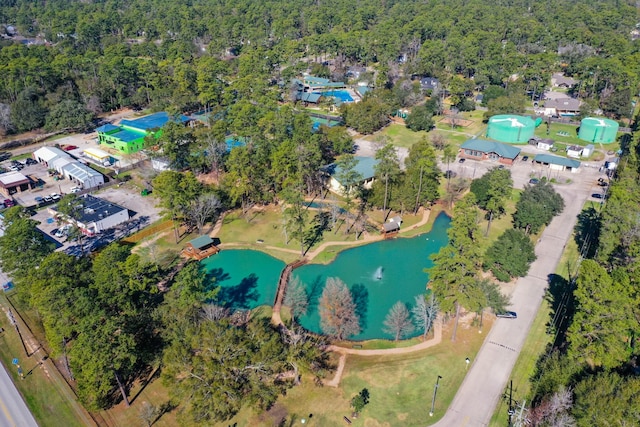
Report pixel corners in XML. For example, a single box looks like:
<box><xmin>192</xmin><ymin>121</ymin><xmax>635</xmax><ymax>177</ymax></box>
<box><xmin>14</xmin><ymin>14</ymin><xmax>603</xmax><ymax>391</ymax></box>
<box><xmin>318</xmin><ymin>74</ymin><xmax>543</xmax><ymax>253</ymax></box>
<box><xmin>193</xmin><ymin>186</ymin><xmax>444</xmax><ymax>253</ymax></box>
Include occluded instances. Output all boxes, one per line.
<box><xmin>201</xmin><ymin>249</ymin><xmax>285</xmax><ymax>309</ymax></box>
<box><xmin>201</xmin><ymin>212</ymin><xmax>450</xmax><ymax>340</ymax></box>
<box><xmin>294</xmin><ymin>212</ymin><xmax>450</xmax><ymax>340</ymax></box>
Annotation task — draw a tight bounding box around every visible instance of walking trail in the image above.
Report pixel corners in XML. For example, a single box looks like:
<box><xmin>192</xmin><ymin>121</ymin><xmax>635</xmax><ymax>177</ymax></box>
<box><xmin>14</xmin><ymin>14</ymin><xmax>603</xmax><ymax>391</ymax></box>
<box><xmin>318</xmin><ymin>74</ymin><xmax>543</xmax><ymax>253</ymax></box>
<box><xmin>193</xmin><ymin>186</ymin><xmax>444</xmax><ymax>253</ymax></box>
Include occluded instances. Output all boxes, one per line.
<box><xmin>323</xmin><ymin>319</ymin><xmax>443</xmax><ymax>387</ymax></box>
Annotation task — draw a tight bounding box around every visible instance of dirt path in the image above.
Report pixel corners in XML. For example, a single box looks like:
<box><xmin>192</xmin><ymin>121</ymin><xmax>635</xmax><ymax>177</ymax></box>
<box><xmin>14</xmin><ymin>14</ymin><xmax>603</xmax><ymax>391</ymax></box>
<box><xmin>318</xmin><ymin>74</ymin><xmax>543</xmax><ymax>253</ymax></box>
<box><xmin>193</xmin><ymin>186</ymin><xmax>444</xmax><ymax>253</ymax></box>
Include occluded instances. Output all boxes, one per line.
<box><xmin>323</xmin><ymin>319</ymin><xmax>443</xmax><ymax>387</ymax></box>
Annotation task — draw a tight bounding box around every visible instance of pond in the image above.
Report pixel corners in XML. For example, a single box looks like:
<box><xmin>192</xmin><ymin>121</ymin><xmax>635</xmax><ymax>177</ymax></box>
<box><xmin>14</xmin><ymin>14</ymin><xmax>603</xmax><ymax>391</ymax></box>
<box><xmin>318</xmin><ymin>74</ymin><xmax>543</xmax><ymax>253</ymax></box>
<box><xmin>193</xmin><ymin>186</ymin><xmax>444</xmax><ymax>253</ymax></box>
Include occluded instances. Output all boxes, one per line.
<box><xmin>201</xmin><ymin>212</ymin><xmax>451</xmax><ymax>340</ymax></box>
<box><xmin>294</xmin><ymin>212</ymin><xmax>450</xmax><ymax>340</ymax></box>
<box><xmin>201</xmin><ymin>249</ymin><xmax>285</xmax><ymax>310</ymax></box>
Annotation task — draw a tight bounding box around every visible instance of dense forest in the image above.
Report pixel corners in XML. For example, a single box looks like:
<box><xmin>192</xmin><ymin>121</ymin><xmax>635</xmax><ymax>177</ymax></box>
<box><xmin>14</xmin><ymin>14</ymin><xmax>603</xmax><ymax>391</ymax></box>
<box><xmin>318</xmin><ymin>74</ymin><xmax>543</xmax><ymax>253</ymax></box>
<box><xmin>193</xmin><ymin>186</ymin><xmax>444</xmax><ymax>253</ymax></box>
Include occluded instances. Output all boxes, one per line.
<box><xmin>0</xmin><ymin>0</ymin><xmax>639</xmax><ymax>134</ymax></box>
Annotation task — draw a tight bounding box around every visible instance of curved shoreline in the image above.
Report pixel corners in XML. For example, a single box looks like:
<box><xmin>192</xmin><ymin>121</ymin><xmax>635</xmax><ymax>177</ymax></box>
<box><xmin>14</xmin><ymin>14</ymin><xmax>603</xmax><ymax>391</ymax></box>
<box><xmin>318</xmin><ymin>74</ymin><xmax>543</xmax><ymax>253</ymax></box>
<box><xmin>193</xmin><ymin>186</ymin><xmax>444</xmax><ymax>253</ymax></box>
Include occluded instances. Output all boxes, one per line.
<box><xmin>212</xmin><ymin>207</ymin><xmax>435</xmax><ymax>263</ymax></box>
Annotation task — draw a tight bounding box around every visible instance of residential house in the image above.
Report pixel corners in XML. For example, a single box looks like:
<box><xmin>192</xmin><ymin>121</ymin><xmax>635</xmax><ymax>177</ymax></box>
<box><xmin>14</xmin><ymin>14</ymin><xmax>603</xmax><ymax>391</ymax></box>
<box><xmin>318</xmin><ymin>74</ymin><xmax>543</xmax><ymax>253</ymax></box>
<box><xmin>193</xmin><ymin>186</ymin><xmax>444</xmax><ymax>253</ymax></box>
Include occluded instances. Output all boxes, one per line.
<box><xmin>543</xmin><ymin>98</ymin><xmax>581</xmax><ymax>117</ymax></box>
<box><xmin>419</xmin><ymin>77</ymin><xmax>439</xmax><ymax>92</ymax></box>
<box><xmin>551</xmin><ymin>73</ymin><xmax>578</xmax><ymax>88</ymax></box>
<box><xmin>322</xmin><ymin>156</ymin><xmax>380</xmax><ymax>196</ymax></box>
<box><xmin>459</xmin><ymin>139</ymin><xmax>521</xmax><ymax>165</ymax></box>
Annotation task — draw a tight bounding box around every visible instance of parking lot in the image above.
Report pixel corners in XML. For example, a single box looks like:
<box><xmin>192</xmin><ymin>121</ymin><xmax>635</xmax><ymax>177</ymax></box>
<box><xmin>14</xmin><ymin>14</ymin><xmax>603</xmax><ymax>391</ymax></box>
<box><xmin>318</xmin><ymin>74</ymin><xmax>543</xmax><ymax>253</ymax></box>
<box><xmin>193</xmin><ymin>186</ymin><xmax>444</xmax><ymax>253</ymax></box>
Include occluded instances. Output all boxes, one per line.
<box><xmin>31</xmin><ymin>182</ymin><xmax>161</xmax><ymax>254</ymax></box>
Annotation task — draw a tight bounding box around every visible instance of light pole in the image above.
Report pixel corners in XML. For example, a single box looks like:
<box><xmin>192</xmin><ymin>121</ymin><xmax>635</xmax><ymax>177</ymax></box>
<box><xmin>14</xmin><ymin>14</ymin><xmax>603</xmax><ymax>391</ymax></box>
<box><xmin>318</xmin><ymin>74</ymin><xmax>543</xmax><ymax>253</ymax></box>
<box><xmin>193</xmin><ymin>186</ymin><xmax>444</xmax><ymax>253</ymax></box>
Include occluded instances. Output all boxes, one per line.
<box><xmin>429</xmin><ymin>375</ymin><xmax>442</xmax><ymax>417</ymax></box>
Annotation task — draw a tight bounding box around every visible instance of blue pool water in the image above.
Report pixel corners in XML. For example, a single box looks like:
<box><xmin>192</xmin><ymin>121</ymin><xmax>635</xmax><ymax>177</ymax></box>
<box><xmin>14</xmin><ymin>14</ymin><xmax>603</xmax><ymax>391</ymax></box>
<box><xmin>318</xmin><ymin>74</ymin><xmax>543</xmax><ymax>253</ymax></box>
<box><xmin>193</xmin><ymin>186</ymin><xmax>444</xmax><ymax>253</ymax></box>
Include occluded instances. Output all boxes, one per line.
<box><xmin>314</xmin><ymin>90</ymin><xmax>354</xmax><ymax>103</ymax></box>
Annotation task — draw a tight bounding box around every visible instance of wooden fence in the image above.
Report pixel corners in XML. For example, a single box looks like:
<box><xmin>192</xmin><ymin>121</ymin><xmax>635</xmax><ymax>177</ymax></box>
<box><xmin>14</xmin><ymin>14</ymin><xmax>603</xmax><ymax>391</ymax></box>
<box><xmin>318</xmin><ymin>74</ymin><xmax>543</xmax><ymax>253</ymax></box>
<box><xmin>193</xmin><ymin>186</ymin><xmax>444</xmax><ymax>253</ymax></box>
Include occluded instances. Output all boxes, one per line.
<box><xmin>121</xmin><ymin>220</ymin><xmax>174</xmax><ymax>243</ymax></box>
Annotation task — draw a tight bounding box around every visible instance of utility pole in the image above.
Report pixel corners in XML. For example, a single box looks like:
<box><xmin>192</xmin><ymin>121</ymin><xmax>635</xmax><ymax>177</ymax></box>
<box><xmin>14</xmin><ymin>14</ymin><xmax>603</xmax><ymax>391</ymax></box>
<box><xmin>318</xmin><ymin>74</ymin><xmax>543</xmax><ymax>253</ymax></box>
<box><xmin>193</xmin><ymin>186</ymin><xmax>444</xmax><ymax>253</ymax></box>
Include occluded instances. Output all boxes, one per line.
<box><xmin>429</xmin><ymin>375</ymin><xmax>442</xmax><ymax>417</ymax></box>
<box><xmin>504</xmin><ymin>380</ymin><xmax>515</xmax><ymax>427</ymax></box>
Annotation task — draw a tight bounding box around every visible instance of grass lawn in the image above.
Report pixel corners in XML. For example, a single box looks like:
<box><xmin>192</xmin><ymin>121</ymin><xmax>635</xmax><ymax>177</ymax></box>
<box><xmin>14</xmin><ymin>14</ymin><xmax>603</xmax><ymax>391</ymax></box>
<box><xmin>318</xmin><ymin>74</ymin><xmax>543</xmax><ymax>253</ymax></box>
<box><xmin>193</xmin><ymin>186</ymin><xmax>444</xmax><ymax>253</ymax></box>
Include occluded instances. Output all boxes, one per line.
<box><xmin>217</xmin><ymin>318</ymin><xmax>490</xmax><ymax>427</ymax></box>
<box><xmin>341</xmin><ymin>320</ymin><xmax>491</xmax><ymax>426</ymax></box>
<box><xmin>362</xmin><ymin>124</ymin><xmax>429</xmax><ymax>148</ymax></box>
<box><xmin>0</xmin><ymin>295</ymin><xmax>88</xmax><ymax>427</ymax></box>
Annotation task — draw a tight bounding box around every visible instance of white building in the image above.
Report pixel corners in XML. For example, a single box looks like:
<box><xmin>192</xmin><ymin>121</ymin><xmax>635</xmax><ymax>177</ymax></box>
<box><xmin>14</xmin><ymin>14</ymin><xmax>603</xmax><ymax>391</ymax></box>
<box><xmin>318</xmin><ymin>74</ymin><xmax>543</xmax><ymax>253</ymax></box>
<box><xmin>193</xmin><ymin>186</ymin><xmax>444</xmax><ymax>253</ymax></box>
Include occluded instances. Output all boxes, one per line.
<box><xmin>51</xmin><ymin>194</ymin><xmax>129</xmax><ymax>236</ymax></box>
<box><xmin>582</xmin><ymin>144</ymin><xmax>595</xmax><ymax>157</ymax></box>
<box><xmin>61</xmin><ymin>162</ymin><xmax>105</xmax><ymax>189</ymax></box>
<box><xmin>33</xmin><ymin>146</ymin><xmax>69</xmax><ymax>167</ymax></box>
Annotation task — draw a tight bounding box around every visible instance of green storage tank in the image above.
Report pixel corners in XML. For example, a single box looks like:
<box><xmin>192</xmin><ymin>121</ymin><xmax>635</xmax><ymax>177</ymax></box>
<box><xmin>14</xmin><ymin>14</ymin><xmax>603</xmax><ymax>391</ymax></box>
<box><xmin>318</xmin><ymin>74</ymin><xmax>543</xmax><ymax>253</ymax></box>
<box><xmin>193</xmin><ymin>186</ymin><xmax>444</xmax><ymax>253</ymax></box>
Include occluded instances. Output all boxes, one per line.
<box><xmin>578</xmin><ymin>117</ymin><xmax>618</xmax><ymax>144</ymax></box>
<box><xmin>486</xmin><ymin>115</ymin><xmax>536</xmax><ymax>144</ymax></box>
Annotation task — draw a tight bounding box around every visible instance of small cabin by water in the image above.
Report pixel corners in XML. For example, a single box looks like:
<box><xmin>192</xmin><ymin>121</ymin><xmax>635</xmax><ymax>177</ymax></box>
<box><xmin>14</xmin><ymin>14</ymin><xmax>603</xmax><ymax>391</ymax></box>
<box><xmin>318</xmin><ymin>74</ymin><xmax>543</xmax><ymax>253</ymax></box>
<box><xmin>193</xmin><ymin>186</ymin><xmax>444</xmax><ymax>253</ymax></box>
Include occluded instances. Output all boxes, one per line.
<box><xmin>381</xmin><ymin>215</ymin><xmax>402</xmax><ymax>238</ymax></box>
<box><xmin>181</xmin><ymin>235</ymin><xmax>220</xmax><ymax>260</ymax></box>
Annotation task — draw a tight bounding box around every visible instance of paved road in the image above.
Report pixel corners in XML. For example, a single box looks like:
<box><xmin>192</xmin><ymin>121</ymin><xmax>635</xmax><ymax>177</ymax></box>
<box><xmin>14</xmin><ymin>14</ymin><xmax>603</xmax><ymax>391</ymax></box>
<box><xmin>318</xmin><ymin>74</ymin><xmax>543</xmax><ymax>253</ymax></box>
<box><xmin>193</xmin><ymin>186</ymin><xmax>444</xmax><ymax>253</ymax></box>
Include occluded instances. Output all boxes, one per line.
<box><xmin>431</xmin><ymin>178</ymin><xmax>593</xmax><ymax>426</ymax></box>
<box><xmin>0</xmin><ymin>361</ymin><xmax>38</xmax><ymax>427</ymax></box>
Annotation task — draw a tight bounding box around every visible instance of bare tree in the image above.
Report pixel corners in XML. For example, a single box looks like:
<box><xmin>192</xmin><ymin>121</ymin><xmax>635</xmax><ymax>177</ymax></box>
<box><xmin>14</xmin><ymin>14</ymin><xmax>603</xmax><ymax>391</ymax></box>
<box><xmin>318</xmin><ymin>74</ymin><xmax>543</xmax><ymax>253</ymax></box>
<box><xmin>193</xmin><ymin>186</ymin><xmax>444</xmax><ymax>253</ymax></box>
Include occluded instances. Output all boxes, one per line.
<box><xmin>188</xmin><ymin>193</ymin><xmax>222</xmax><ymax>234</ymax></box>
<box><xmin>0</xmin><ymin>103</ymin><xmax>13</xmax><ymax>136</ymax></box>
<box><xmin>138</xmin><ymin>401</ymin><xmax>157</xmax><ymax>427</ymax></box>
<box><xmin>412</xmin><ymin>294</ymin><xmax>439</xmax><ymax>339</ymax></box>
<box><xmin>284</xmin><ymin>276</ymin><xmax>309</xmax><ymax>324</ymax></box>
<box><xmin>201</xmin><ymin>304</ymin><xmax>229</xmax><ymax>321</ymax></box>
<box><xmin>319</xmin><ymin>277</ymin><xmax>360</xmax><ymax>340</ymax></box>
<box><xmin>383</xmin><ymin>301</ymin><xmax>415</xmax><ymax>341</ymax></box>
<box><xmin>529</xmin><ymin>387</ymin><xmax>575</xmax><ymax>427</ymax></box>
<box><xmin>443</xmin><ymin>177</ymin><xmax>469</xmax><ymax>208</ymax></box>
<box><xmin>206</xmin><ymin>138</ymin><xmax>227</xmax><ymax>181</ymax></box>
<box><xmin>431</xmin><ymin>133</ymin><xmax>447</xmax><ymax>151</ymax></box>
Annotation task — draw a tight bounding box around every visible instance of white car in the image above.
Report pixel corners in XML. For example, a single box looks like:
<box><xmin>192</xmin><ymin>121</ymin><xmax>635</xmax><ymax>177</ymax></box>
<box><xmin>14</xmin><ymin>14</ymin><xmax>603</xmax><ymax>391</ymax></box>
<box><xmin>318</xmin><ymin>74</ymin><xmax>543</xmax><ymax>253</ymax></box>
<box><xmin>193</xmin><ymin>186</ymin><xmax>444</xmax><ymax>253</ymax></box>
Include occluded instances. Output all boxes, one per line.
<box><xmin>50</xmin><ymin>193</ymin><xmax>61</xmax><ymax>201</ymax></box>
<box><xmin>70</xmin><ymin>187</ymin><xmax>82</xmax><ymax>193</ymax></box>
<box><xmin>54</xmin><ymin>224</ymin><xmax>72</xmax><ymax>238</ymax></box>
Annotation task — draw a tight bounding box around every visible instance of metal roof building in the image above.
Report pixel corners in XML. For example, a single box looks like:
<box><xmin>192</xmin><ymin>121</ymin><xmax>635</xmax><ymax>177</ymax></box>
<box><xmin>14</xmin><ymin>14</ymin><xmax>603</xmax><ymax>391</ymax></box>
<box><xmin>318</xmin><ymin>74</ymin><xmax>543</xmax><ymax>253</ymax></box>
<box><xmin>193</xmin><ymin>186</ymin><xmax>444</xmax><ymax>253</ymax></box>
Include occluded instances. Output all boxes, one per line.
<box><xmin>61</xmin><ymin>163</ymin><xmax>105</xmax><ymax>189</ymax></box>
<box><xmin>533</xmin><ymin>154</ymin><xmax>581</xmax><ymax>172</ymax></box>
<box><xmin>460</xmin><ymin>139</ymin><xmax>521</xmax><ymax>164</ymax></box>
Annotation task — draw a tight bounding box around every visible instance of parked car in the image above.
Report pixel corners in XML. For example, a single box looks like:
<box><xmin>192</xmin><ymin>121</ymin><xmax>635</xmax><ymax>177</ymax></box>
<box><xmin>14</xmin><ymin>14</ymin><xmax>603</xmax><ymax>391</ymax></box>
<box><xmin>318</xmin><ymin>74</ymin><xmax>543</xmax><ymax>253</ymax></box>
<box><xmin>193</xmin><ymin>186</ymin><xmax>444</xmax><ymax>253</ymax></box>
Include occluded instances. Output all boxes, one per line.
<box><xmin>3</xmin><ymin>199</ymin><xmax>15</xmax><ymax>208</ymax></box>
<box><xmin>458</xmin><ymin>158</ymin><xmax>466</xmax><ymax>163</ymax></box>
<box><xmin>592</xmin><ymin>193</ymin><xmax>604</xmax><ymax>199</ymax></box>
<box><xmin>0</xmin><ymin>152</ymin><xmax>11</xmax><ymax>161</ymax></box>
<box><xmin>54</xmin><ymin>224</ymin><xmax>72</xmax><ymax>238</ymax></box>
<box><xmin>522</xmin><ymin>155</ymin><xmax>529</xmax><ymax>162</ymax></box>
<box><xmin>50</xmin><ymin>193</ymin><xmax>61</xmax><ymax>201</ymax></box>
<box><xmin>43</xmin><ymin>195</ymin><xmax>53</xmax><ymax>203</ymax></box>
<box><xmin>496</xmin><ymin>311</ymin><xmax>517</xmax><ymax>319</ymax></box>
<box><xmin>63</xmin><ymin>145</ymin><xmax>78</xmax><ymax>151</ymax></box>
<box><xmin>70</xmin><ymin>186</ymin><xmax>82</xmax><ymax>193</ymax></box>
<box><xmin>24</xmin><ymin>158</ymin><xmax>37</xmax><ymax>165</ymax></box>
<box><xmin>34</xmin><ymin>196</ymin><xmax>44</xmax><ymax>205</ymax></box>
<box><xmin>529</xmin><ymin>178</ymin><xmax>540</xmax><ymax>185</ymax></box>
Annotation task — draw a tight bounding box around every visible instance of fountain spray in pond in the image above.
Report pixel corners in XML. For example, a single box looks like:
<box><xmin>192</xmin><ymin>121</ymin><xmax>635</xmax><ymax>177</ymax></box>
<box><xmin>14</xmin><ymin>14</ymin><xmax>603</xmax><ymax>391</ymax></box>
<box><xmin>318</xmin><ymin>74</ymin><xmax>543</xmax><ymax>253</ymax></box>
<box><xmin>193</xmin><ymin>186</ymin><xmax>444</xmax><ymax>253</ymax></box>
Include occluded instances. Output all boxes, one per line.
<box><xmin>375</xmin><ymin>266</ymin><xmax>383</xmax><ymax>280</ymax></box>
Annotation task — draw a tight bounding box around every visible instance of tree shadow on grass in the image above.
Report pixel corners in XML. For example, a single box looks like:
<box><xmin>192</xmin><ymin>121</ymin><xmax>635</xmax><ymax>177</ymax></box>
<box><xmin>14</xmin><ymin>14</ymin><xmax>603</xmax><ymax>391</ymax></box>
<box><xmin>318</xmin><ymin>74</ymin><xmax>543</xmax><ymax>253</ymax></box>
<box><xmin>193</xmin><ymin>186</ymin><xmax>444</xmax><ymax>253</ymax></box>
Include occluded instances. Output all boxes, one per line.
<box><xmin>545</xmin><ymin>273</ymin><xmax>576</xmax><ymax>351</ymax></box>
<box><xmin>350</xmin><ymin>283</ymin><xmax>369</xmax><ymax>332</ymax></box>
<box><xmin>573</xmin><ymin>206</ymin><xmax>600</xmax><ymax>260</ymax></box>
<box><xmin>216</xmin><ymin>273</ymin><xmax>259</xmax><ymax>310</ymax></box>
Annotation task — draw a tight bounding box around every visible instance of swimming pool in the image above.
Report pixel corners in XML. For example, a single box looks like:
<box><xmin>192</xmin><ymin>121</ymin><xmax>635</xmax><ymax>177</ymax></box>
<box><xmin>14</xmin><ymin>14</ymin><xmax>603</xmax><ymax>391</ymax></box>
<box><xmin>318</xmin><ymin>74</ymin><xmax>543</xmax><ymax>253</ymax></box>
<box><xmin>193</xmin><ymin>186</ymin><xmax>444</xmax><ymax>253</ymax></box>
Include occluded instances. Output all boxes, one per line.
<box><xmin>314</xmin><ymin>90</ymin><xmax>354</xmax><ymax>103</ymax></box>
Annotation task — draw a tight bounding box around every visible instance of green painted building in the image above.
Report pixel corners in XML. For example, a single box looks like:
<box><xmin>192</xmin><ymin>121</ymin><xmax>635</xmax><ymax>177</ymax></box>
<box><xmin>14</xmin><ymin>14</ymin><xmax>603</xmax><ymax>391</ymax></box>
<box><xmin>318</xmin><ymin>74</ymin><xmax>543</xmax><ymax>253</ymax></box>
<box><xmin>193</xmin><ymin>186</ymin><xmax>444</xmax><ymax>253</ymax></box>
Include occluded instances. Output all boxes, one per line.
<box><xmin>95</xmin><ymin>112</ymin><xmax>190</xmax><ymax>154</ymax></box>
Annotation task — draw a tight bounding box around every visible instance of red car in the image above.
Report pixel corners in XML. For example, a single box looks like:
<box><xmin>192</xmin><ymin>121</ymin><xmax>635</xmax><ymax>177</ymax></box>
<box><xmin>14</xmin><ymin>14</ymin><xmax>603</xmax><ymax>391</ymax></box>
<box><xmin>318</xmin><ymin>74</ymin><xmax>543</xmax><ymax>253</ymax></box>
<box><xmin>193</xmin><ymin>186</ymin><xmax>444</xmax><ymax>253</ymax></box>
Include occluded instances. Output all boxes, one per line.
<box><xmin>63</xmin><ymin>145</ymin><xmax>78</xmax><ymax>151</ymax></box>
<box><xmin>3</xmin><ymin>199</ymin><xmax>15</xmax><ymax>208</ymax></box>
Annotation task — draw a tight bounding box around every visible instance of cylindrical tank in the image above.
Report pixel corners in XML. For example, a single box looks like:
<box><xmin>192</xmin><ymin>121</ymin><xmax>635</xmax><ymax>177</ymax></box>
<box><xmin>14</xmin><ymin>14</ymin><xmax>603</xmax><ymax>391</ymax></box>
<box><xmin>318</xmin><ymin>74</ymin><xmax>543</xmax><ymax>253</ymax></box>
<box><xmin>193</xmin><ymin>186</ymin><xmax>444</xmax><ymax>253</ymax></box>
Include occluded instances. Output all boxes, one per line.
<box><xmin>578</xmin><ymin>117</ymin><xmax>619</xmax><ymax>144</ymax></box>
<box><xmin>486</xmin><ymin>115</ymin><xmax>536</xmax><ymax>144</ymax></box>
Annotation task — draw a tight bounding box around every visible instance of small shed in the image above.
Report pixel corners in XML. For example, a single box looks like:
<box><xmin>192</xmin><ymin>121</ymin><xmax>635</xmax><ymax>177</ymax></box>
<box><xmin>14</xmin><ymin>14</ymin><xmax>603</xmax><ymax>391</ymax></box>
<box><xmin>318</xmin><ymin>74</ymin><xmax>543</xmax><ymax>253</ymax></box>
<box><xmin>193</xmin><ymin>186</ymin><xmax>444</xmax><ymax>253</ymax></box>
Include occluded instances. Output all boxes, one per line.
<box><xmin>566</xmin><ymin>145</ymin><xmax>583</xmax><ymax>158</ymax></box>
<box><xmin>182</xmin><ymin>235</ymin><xmax>220</xmax><ymax>260</ymax></box>
<box><xmin>537</xmin><ymin>139</ymin><xmax>554</xmax><ymax>151</ymax></box>
<box><xmin>582</xmin><ymin>144</ymin><xmax>595</xmax><ymax>157</ymax></box>
<box><xmin>381</xmin><ymin>215</ymin><xmax>402</xmax><ymax>237</ymax></box>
